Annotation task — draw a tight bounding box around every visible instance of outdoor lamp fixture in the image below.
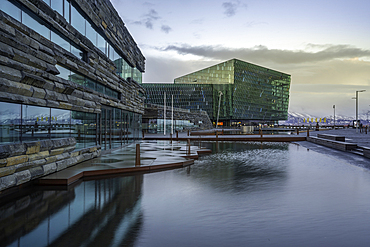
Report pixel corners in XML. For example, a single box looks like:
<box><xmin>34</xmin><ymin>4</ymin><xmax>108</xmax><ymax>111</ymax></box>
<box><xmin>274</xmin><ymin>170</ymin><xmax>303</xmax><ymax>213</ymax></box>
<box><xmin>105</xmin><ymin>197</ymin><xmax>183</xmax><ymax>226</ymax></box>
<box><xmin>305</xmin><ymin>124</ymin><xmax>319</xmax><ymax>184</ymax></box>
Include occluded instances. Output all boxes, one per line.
<box><xmin>355</xmin><ymin>90</ymin><xmax>366</xmax><ymax>133</ymax></box>
<box><xmin>216</xmin><ymin>91</ymin><xmax>223</xmax><ymax>129</ymax></box>
<box><xmin>333</xmin><ymin>105</ymin><xmax>335</xmax><ymax>129</ymax></box>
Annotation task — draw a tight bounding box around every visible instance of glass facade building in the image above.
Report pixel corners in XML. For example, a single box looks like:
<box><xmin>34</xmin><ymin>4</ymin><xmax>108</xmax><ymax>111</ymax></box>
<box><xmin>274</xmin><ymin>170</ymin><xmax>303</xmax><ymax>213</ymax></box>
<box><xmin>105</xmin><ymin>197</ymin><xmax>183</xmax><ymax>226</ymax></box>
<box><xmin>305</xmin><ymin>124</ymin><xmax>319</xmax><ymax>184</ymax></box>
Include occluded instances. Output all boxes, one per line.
<box><xmin>143</xmin><ymin>59</ymin><xmax>291</xmax><ymax>126</ymax></box>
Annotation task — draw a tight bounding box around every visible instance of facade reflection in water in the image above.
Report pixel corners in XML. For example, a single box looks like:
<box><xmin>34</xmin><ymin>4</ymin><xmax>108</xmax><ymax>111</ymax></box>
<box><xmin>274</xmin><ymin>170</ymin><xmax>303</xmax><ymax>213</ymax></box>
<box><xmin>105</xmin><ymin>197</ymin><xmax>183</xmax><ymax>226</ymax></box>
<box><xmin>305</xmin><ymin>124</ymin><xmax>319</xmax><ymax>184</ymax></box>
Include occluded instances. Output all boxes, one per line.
<box><xmin>0</xmin><ymin>175</ymin><xmax>143</xmax><ymax>247</ymax></box>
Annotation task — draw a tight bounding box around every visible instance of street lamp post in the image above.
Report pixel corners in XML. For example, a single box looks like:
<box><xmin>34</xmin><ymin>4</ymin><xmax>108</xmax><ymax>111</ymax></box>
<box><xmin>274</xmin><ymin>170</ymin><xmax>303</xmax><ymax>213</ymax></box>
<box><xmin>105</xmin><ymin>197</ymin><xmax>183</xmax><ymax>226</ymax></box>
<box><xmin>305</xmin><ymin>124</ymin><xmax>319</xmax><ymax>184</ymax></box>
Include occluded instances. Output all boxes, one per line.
<box><xmin>164</xmin><ymin>92</ymin><xmax>166</xmax><ymax>135</ymax></box>
<box><xmin>355</xmin><ymin>90</ymin><xmax>366</xmax><ymax>133</ymax></box>
<box><xmin>216</xmin><ymin>91</ymin><xmax>223</xmax><ymax>129</ymax></box>
<box><xmin>333</xmin><ymin>105</ymin><xmax>335</xmax><ymax>129</ymax></box>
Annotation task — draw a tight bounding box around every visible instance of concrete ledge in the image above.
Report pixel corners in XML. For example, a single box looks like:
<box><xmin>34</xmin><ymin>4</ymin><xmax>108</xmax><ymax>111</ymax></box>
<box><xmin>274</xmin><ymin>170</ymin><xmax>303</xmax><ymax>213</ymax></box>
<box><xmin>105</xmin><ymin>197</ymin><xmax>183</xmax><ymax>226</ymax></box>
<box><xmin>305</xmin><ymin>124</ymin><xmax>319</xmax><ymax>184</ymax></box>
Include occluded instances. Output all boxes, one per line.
<box><xmin>317</xmin><ymin>134</ymin><xmax>345</xmax><ymax>142</ymax></box>
<box><xmin>307</xmin><ymin>136</ymin><xmax>357</xmax><ymax>151</ymax></box>
<box><xmin>145</xmin><ymin>136</ymin><xmax>307</xmax><ymax>142</ymax></box>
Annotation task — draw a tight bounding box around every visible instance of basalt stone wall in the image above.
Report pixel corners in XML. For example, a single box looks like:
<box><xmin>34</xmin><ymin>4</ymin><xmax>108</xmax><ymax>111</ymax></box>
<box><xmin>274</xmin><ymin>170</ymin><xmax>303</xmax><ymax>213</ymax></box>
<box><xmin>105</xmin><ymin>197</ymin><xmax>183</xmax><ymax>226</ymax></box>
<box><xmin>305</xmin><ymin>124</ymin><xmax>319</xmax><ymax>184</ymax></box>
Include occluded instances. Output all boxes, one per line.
<box><xmin>0</xmin><ymin>0</ymin><xmax>145</xmax><ymax>115</ymax></box>
<box><xmin>0</xmin><ymin>137</ymin><xmax>100</xmax><ymax>194</ymax></box>
<box><xmin>0</xmin><ymin>0</ymin><xmax>145</xmax><ymax>193</ymax></box>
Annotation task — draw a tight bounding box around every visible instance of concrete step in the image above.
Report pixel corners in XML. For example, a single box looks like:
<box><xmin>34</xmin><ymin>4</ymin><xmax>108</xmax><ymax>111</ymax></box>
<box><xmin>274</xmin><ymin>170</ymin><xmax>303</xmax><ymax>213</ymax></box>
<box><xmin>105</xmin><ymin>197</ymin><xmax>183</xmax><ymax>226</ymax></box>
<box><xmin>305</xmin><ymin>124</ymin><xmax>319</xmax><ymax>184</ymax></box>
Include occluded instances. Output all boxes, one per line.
<box><xmin>350</xmin><ymin>150</ymin><xmax>364</xmax><ymax>156</ymax></box>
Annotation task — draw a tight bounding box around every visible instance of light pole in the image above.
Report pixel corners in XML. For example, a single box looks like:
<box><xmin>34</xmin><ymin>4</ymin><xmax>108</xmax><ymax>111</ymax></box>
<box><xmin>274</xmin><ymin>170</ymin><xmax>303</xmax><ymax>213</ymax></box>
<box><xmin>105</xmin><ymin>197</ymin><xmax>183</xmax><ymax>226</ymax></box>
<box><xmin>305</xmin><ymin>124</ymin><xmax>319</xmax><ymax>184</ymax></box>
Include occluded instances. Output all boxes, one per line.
<box><xmin>355</xmin><ymin>90</ymin><xmax>366</xmax><ymax>133</ymax></box>
<box><xmin>333</xmin><ymin>105</ymin><xmax>335</xmax><ymax>129</ymax></box>
<box><xmin>216</xmin><ymin>91</ymin><xmax>223</xmax><ymax>129</ymax></box>
<box><xmin>164</xmin><ymin>92</ymin><xmax>166</xmax><ymax>135</ymax></box>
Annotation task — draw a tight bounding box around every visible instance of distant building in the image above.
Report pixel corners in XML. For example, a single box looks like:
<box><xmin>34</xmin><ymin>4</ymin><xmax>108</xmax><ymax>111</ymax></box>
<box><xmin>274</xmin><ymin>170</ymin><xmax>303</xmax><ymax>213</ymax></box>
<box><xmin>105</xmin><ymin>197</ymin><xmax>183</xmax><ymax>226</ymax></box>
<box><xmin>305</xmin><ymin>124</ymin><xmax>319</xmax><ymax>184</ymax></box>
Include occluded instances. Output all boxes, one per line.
<box><xmin>0</xmin><ymin>0</ymin><xmax>144</xmax><ymax>192</ymax></box>
<box><xmin>143</xmin><ymin>58</ymin><xmax>291</xmax><ymax>127</ymax></box>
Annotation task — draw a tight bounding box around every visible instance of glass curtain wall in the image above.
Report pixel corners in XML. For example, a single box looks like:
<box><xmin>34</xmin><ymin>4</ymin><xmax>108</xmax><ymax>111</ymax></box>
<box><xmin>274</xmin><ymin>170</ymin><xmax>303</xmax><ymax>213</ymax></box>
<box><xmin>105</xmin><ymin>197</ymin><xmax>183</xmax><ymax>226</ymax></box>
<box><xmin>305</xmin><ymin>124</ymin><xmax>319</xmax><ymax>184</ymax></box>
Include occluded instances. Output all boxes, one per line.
<box><xmin>0</xmin><ymin>102</ymin><xmax>142</xmax><ymax>148</ymax></box>
<box><xmin>0</xmin><ymin>102</ymin><xmax>21</xmax><ymax>144</ymax></box>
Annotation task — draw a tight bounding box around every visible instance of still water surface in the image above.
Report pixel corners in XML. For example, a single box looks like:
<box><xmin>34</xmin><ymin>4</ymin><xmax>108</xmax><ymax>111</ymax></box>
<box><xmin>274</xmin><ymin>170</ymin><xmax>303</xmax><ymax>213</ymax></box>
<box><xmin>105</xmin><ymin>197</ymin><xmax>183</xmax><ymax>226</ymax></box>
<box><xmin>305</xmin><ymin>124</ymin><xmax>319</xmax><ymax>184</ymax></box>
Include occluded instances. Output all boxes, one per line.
<box><xmin>2</xmin><ymin>142</ymin><xmax>370</xmax><ymax>246</ymax></box>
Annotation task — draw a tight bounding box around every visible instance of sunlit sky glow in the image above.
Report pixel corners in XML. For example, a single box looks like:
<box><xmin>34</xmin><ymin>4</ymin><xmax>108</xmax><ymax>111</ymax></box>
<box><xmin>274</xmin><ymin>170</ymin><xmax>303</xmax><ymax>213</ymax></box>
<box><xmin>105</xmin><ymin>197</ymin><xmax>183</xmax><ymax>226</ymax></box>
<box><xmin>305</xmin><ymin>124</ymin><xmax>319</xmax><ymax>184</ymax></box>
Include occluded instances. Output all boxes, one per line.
<box><xmin>111</xmin><ymin>0</ymin><xmax>370</xmax><ymax>117</ymax></box>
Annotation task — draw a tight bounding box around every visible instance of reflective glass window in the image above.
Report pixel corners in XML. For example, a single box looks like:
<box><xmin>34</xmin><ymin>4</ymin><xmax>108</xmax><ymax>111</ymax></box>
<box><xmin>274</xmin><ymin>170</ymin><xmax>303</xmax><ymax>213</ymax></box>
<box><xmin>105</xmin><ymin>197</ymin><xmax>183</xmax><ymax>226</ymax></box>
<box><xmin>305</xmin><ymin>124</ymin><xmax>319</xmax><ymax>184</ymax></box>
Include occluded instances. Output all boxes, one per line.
<box><xmin>22</xmin><ymin>11</ymin><xmax>50</xmax><ymax>39</ymax></box>
<box><xmin>97</xmin><ymin>32</ymin><xmax>106</xmax><ymax>54</ymax></box>
<box><xmin>86</xmin><ymin>23</ymin><xmax>97</xmax><ymax>46</ymax></box>
<box><xmin>112</xmin><ymin>108</ymin><xmax>121</xmax><ymax>148</ymax></box>
<box><xmin>133</xmin><ymin>67</ymin><xmax>142</xmax><ymax>83</ymax></box>
<box><xmin>22</xmin><ymin>105</ymin><xmax>50</xmax><ymax>141</ymax></box>
<box><xmin>86</xmin><ymin>78</ymin><xmax>96</xmax><ymax>91</ymax></box>
<box><xmin>51</xmin><ymin>108</ymin><xmax>71</xmax><ymax>139</ymax></box>
<box><xmin>71</xmin><ymin>111</ymin><xmax>96</xmax><ymax>149</ymax></box>
<box><xmin>42</xmin><ymin>0</ymin><xmax>51</xmax><ymax>5</ymax></box>
<box><xmin>112</xmin><ymin>91</ymin><xmax>118</xmax><ymax>99</ymax></box>
<box><xmin>50</xmin><ymin>0</ymin><xmax>63</xmax><ymax>15</ymax></box>
<box><xmin>70</xmin><ymin>72</ymin><xmax>85</xmax><ymax>86</ymax></box>
<box><xmin>51</xmin><ymin>30</ymin><xmax>70</xmax><ymax>51</ymax></box>
<box><xmin>71</xmin><ymin>43</ymin><xmax>84</xmax><ymax>60</ymax></box>
<box><xmin>0</xmin><ymin>102</ymin><xmax>21</xmax><ymax>144</ymax></box>
<box><xmin>56</xmin><ymin>65</ymin><xmax>70</xmax><ymax>80</ymax></box>
<box><xmin>105</xmin><ymin>87</ymin><xmax>113</xmax><ymax>98</ymax></box>
<box><xmin>1</xmin><ymin>0</ymin><xmax>21</xmax><ymax>22</ymax></box>
<box><xmin>108</xmin><ymin>44</ymin><xmax>115</xmax><ymax>61</ymax></box>
<box><xmin>96</xmin><ymin>83</ymin><xmax>105</xmax><ymax>94</ymax></box>
<box><xmin>64</xmin><ymin>0</ymin><xmax>70</xmax><ymax>22</ymax></box>
<box><xmin>71</xmin><ymin>3</ymin><xmax>85</xmax><ymax>35</ymax></box>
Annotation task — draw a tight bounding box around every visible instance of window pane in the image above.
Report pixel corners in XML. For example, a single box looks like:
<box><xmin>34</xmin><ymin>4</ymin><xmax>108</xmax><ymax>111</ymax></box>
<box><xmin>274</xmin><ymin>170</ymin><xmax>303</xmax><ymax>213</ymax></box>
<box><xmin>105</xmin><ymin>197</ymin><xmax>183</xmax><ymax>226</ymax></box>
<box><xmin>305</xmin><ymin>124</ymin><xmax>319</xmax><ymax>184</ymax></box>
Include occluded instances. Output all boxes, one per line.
<box><xmin>71</xmin><ymin>43</ymin><xmax>84</xmax><ymax>60</ymax></box>
<box><xmin>72</xmin><ymin>111</ymin><xmax>96</xmax><ymax>149</ymax></box>
<box><xmin>96</xmin><ymin>83</ymin><xmax>105</xmax><ymax>94</ymax></box>
<box><xmin>51</xmin><ymin>30</ymin><xmax>70</xmax><ymax>51</ymax></box>
<box><xmin>86</xmin><ymin>78</ymin><xmax>96</xmax><ymax>91</ymax></box>
<box><xmin>112</xmin><ymin>91</ymin><xmax>118</xmax><ymax>99</ymax></box>
<box><xmin>42</xmin><ymin>0</ymin><xmax>51</xmax><ymax>6</ymax></box>
<box><xmin>105</xmin><ymin>87</ymin><xmax>113</xmax><ymax>98</ymax></box>
<box><xmin>1</xmin><ymin>0</ymin><xmax>21</xmax><ymax>22</ymax></box>
<box><xmin>108</xmin><ymin>43</ymin><xmax>115</xmax><ymax>60</ymax></box>
<box><xmin>51</xmin><ymin>108</ymin><xmax>71</xmax><ymax>139</ymax></box>
<box><xmin>22</xmin><ymin>105</ymin><xmax>50</xmax><ymax>141</ymax></box>
<box><xmin>0</xmin><ymin>102</ymin><xmax>21</xmax><ymax>144</ymax></box>
<box><xmin>55</xmin><ymin>65</ymin><xmax>70</xmax><ymax>80</ymax></box>
<box><xmin>86</xmin><ymin>23</ymin><xmax>97</xmax><ymax>46</ymax></box>
<box><xmin>71</xmin><ymin>4</ymin><xmax>85</xmax><ymax>35</ymax></box>
<box><xmin>70</xmin><ymin>72</ymin><xmax>85</xmax><ymax>86</ymax></box>
<box><xmin>97</xmin><ymin>32</ymin><xmax>106</xmax><ymax>54</ymax></box>
<box><xmin>64</xmin><ymin>0</ymin><xmax>70</xmax><ymax>22</ymax></box>
<box><xmin>51</xmin><ymin>0</ymin><xmax>63</xmax><ymax>15</ymax></box>
<box><xmin>22</xmin><ymin>11</ymin><xmax>50</xmax><ymax>39</ymax></box>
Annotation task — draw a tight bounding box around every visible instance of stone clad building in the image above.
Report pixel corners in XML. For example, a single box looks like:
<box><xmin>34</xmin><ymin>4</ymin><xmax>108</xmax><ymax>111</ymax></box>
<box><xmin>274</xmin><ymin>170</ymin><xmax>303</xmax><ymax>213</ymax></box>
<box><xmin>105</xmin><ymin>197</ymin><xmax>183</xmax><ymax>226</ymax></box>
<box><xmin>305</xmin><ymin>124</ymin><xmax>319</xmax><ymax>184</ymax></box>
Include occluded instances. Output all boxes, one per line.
<box><xmin>0</xmin><ymin>0</ymin><xmax>145</xmax><ymax>193</ymax></box>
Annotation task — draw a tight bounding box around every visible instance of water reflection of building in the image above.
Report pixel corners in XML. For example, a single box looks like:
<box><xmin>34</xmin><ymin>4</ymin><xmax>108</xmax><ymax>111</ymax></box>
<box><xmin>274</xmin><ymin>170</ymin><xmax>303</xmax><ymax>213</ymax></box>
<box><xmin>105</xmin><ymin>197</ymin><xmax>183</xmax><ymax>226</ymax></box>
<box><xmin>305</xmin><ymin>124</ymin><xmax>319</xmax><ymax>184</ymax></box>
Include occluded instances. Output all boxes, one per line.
<box><xmin>0</xmin><ymin>175</ymin><xmax>143</xmax><ymax>247</ymax></box>
<box><xmin>0</xmin><ymin>0</ymin><xmax>145</xmax><ymax>192</ymax></box>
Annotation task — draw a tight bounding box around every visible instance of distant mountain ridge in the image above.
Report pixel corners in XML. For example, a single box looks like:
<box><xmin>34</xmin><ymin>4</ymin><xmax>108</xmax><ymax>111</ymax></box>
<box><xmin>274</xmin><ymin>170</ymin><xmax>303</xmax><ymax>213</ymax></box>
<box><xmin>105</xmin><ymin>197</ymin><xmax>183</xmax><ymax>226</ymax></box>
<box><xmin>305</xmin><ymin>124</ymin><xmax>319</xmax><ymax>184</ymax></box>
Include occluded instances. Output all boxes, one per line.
<box><xmin>280</xmin><ymin>112</ymin><xmax>370</xmax><ymax>125</ymax></box>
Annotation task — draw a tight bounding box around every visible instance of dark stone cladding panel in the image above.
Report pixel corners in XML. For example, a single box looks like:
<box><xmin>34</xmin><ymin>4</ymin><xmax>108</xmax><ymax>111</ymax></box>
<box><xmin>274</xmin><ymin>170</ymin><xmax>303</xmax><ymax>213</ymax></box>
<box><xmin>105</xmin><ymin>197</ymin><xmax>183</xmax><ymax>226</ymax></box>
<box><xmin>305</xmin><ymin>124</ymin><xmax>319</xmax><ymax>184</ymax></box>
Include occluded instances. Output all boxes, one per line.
<box><xmin>73</xmin><ymin>0</ymin><xmax>145</xmax><ymax>72</ymax></box>
<box><xmin>0</xmin><ymin>1</ymin><xmax>145</xmax><ymax>115</ymax></box>
<box><xmin>0</xmin><ymin>138</ymin><xmax>101</xmax><ymax>193</ymax></box>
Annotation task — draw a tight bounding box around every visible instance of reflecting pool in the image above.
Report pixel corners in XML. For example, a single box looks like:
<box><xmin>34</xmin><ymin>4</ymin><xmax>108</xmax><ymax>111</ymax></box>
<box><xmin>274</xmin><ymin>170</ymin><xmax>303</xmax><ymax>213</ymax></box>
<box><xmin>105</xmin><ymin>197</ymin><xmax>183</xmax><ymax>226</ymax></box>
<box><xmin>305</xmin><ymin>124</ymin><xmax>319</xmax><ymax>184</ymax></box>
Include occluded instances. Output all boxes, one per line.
<box><xmin>2</xmin><ymin>142</ymin><xmax>370</xmax><ymax>247</ymax></box>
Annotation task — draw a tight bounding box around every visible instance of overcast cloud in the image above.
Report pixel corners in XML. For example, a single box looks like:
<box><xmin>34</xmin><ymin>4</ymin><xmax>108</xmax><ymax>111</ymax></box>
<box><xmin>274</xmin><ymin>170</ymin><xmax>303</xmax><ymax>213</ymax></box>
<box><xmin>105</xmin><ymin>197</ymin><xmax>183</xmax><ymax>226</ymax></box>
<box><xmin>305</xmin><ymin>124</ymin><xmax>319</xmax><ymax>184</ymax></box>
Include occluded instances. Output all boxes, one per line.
<box><xmin>155</xmin><ymin>44</ymin><xmax>370</xmax><ymax>64</ymax></box>
<box><xmin>222</xmin><ymin>1</ymin><xmax>246</xmax><ymax>17</ymax></box>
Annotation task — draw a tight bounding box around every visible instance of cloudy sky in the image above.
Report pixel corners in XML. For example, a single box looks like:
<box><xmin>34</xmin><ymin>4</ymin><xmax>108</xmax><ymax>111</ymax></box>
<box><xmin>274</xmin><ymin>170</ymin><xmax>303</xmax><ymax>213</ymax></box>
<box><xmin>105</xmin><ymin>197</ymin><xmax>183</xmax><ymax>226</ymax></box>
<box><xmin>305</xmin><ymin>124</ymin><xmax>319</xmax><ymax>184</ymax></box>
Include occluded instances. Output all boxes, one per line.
<box><xmin>111</xmin><ymin>0</ymin><xmax>370</xmax><ymax>117</ymax></box>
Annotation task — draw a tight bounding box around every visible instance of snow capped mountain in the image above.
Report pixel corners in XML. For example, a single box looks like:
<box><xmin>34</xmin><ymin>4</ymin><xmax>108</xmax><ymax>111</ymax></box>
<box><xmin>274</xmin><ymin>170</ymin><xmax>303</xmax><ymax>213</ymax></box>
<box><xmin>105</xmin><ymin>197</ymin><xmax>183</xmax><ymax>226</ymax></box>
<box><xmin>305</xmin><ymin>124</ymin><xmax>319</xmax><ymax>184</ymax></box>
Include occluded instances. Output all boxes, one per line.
<box><xmin>280</xmin><ymin>111</ymin><xmax>369</xmax><ymax>125</ymax></box>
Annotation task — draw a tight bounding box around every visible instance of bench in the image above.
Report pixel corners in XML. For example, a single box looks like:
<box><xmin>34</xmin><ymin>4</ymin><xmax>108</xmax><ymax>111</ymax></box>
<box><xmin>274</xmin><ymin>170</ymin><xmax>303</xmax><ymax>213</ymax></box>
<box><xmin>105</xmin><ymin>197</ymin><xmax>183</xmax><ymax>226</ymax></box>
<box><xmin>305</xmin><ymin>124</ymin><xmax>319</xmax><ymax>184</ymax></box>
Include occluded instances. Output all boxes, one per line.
<box><xmin>307</xmin><ymin>136</ymin><xmax>357</xmax><ymax>151</ymax></box>
<box><xmin>317</xmin><ymin>134</ymin><xmax>345</xmax><ymax>142</ymax></box>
